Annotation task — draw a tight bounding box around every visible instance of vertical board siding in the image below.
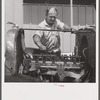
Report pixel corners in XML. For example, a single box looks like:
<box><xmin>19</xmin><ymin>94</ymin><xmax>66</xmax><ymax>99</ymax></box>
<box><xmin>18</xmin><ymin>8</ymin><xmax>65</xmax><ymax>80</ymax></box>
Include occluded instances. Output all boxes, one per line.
<box><xmin>73</xmin><ymin>6</ymin><xmax>78</xmax><ymax>25</ymax></box>
<box><xmin>56</xmin><ymin>6</ymin><xmax>63</xmax><ymax>21</ymax></box>
<box><xmin>86</xmin><ymin>6</ymin><xmax>93</xmax><ymax>25</ymax></box>
<box><xmin>23</xmin><ymin>5</ymin><xmax>30</xmax><ymax>24</ymax></box>
<box><xmin>23</xmin><ymin>4</ymin><xmax>95</xmax><ymax>26</ymax></box>
<box><xmin>63</xmin><ymin>6</ymin><xmax>70</xmax><ymax>26</ymax></box>
<box><xmin>94</xmin><ymin>7</ymin><xmax>96</xmax><ymax>25</ymax></box>
<box><xmin>40</xmin><ymin>5</ymin><xmax>47</xmax><ymax>22</ymax></box>
<box><xmin>79</xmin><ymin>6</ymin><xmax>86</xmax><ymax>25</ymax></box>
<box><xmin>31</xmin><ymin>5</ymin><xmax>39</xmax><ymax>24</ymax></box>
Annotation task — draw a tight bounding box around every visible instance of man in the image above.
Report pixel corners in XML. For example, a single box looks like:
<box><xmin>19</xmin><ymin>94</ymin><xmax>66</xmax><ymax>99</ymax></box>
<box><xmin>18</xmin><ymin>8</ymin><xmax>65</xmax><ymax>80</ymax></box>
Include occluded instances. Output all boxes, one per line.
<box><xmin>33</xmin><ymin>7</ymin><xmax>75</xmax><ymax>57</ymax></box>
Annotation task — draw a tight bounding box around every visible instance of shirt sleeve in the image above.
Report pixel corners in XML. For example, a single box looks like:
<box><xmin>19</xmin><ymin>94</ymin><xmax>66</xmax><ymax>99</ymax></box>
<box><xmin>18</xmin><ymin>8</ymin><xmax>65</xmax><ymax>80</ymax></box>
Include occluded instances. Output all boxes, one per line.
<box><xmin>56</xmin><ymin>19</ymin><xmax>65</xmax><ymax>29</ymax></box>
<box><xmin>34</xmin><ymin>25</ymin><xmax>43</xmax><ymax>37</ymax></box>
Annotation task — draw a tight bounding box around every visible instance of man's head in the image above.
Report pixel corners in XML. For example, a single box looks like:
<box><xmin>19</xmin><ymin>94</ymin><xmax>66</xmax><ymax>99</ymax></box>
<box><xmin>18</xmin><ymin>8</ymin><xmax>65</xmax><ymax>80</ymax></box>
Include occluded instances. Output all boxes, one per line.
<box><xmin>46</xmin><ymin>7</ymin><xmax>58</xmax><ymax>25</ymax></box>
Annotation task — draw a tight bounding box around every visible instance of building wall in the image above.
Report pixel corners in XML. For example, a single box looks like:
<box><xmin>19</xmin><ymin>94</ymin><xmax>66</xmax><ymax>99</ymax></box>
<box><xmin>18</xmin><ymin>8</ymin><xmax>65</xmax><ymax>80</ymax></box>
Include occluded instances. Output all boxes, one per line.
<box><xmin>5</xmin><ymin>0</ymin><xmax>96</xmax><ymax>53</ymax></box>
<box><xmin>23</xmin><ymin>4</ymin><xmax>96</xmax><ymax>25</ymax></box>
<box><xmin>5</xmin><ymin>0</ymin><xmax>23</xmax><ymax>32</ymax></box>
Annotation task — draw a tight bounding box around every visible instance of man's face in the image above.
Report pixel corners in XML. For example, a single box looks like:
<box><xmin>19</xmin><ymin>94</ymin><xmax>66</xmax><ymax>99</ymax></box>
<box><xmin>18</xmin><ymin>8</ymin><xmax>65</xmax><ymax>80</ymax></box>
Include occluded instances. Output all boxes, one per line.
<box><xmin>46</xmin><ymin>13</ymin><xmax>57</xmax><ymax>24</ymax></box>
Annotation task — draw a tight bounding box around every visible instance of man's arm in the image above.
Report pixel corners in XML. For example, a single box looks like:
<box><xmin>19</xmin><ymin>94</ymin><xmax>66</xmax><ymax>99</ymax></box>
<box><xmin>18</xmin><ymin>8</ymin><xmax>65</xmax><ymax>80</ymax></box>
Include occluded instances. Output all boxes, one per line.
<box><xmin>33</xmin><ymin>34</ymin><xmax>46</xmax><ymax>50</ymax></box>
<box><xmin>63</xmin><ymin>24</ymin><xmax>77</xmax><ymax>33</ymax></box>
<box><xmin>57</xmin><ymin>19</ymin><xmax>77</xmax><ymax>32</ymax></box>
<box><xmin>63</xmin><ymin>24</ymin><xmax>72</xmax><ymax>31</ymax></box>
<box><xmin>57</xmin><ymin>19</ymin><xmax>72</xmax><ymax>31</ymax></box>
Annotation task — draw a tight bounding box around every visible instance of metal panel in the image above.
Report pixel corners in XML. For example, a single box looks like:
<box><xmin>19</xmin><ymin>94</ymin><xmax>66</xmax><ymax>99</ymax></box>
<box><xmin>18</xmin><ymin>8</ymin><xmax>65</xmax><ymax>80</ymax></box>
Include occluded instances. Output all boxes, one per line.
<box><xmin>5</xmin><ymin>29</ymin><xmax>24</xmax><ymax>74</ymax></box>
<box><xmin>71</xmin><ymin>34</ymin><xmax>75</xmax><ymax>53</ymax></box>
<box><xmin>24</xmin><ymin>29</ymin><xmax>38</xmax><ymax>48</ymax></box>
<box><xmin>60</xmin><ymin>32</ymin><xmax>71</xmax><ymax>53</ymax></box>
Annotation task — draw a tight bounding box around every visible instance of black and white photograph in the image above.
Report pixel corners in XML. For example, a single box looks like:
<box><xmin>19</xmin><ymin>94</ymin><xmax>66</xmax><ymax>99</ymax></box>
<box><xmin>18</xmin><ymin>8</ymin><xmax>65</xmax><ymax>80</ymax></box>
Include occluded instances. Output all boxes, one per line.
<box><xmin>2</xmin><ymin>0</ymin><xmax>99</xmax><ymax>100</ymax></box>
<box><xmin>4</xmin><ymin>0</ymin><xmax>97</xmax><ymax>83</ymax></box>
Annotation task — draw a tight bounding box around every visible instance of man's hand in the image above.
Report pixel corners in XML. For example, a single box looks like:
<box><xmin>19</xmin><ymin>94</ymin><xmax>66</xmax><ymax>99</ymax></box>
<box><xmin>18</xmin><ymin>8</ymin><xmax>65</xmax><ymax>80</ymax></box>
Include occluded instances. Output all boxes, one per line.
<box><xmin>71</xmin><ymin>28</ymin><xmax>77</xmax><ymax>34</ymax></box>
<box><xmin>39</xmin><ymin>45</ymin><xmax>46</xmax><ymax>50</ymax></box>
<box><xmin>33</xmin><ymin>34</ymin><xmax>46</xmax><ymax>50</ymax></box>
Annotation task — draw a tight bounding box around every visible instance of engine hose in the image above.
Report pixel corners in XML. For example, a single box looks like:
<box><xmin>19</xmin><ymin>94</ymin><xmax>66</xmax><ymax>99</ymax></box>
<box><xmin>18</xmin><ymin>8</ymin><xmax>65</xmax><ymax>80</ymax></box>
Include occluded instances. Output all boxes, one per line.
<box><xmin>80</xmin><ymin>48</ymin><xmax>88</xmax><ymax>64</ymax></box>
<box><xmin>83</xmin><ymin>48</ymin><xmax>87</xmax><ymax>60</ymax></box>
